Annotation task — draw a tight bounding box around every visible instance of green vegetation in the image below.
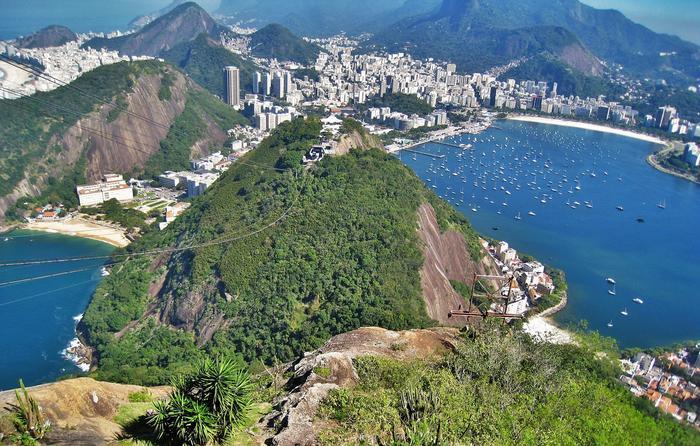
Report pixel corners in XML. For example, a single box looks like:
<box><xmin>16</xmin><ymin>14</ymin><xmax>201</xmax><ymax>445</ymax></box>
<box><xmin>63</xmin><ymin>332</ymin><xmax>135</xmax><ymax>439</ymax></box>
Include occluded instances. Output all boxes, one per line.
<box><xmin>0</xmin><ymin>61</ymin><xmax>166</xmax><ymax>201</ymax></box>
<box><xmin>366</xmin><ymin>93</ymin><xmax>434</xmax><ymax>116</ymax></box>
<box><xmin>162</xmin><ymin>34</ymin><xmax>258</xmax><ymax>97</ymax></box>
<box><xmin>659</xmin><ymin>153</ymin><xmax>700</xmax><ymax>181</ymax></box>
<box><xmin>293</xmin><ymin>68</ymin><xmax>320</xmax><ymax>82</ymax></box>
<box><xmin>379</xmin><ymin>125</ymin><xmax>448</xmax><ymax>145</ymax></box>
<box><xmin>145</xmin><ymin>357</ymin><xmax>252</xmax><ymax>446</ymax></box>
<box><xmin>82</xmin><ymin>118</ymin><xmax>482</xmax><ymax>384</ymax></box>
<box><xmin>4</xmin><ymin>379</ymin><xmax>50</xmax><ymax>445</ymax></box>
<box><xmin>143</xmin><ymin>90</ymin><xmax>249</xmax><ymax>179</ymax></box>
<box><xmin>128</xmin><ymin>389</ymin><xmax>154</xmax><ymax>403</ymax></box>
<box><xmin>318</xmin><ymin>322</ymin><xmax>700</xmax><ymax>445</ymax></box>
<box><xmin>533</xmin><ymin>267</ymin><xmax>566</xmax><ymax>312</ymax></box>
<box><xmin>82</xmin><ymin>198</ymin><xmax>147</xmax><ymax>232</ymax></box>
<box><xmin>249</xmin><ymin>24</ymin><xmax>321</xmax><ymax>64</ymax></box>
<box><xmin>501</xmin><ymin>53</ymin><xmax>625</xmax><ymax>99</ymax></box>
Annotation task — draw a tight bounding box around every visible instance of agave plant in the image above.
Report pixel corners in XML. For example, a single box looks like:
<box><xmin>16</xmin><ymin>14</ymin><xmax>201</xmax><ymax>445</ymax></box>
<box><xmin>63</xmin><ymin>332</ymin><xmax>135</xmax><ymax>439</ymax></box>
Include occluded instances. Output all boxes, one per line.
<box><xmin>181</xmin><ymin>357</ymin><xmax>253</xmax><ymax>439</ymax></box>
<box><xmin>147</xmin><ymin>357</ymin><xmax>253</xmax><ymax>445</ymax></box>
<box><xmin>148</xmin><ymin>391</ymin><xmax>218</xmax><ymax>446</ymax></box>
<box><xmin>6</xmin><ymin>379</ymin><xmax>50</xmax><ymax>440</ymax></box>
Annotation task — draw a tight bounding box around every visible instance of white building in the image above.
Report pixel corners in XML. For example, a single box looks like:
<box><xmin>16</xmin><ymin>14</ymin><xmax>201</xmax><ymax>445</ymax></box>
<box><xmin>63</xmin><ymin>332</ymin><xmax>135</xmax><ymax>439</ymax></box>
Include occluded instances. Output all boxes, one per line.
<box><xmin>224</xmin><ymin>66</ymin><xmax>240</xmax><ymax>108</ymax></box>
<box><xmin>187</xmin><ymin>173</ymin><xmax>219</xmax><ymax>197</ymax></box>
<box><xmin>684</xmin><ymin>142</ymin><xmax>700</xmax><ymax>167</ymax></box>
<box><xmin>76</xmin><ymin>174</ymin><xmax>133</xmax><ymax>207</ymax></box>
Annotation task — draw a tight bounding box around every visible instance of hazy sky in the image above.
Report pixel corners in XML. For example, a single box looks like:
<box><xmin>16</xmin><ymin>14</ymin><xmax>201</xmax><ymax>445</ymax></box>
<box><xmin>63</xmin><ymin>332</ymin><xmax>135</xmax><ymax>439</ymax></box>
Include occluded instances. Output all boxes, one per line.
<box><xmin>1</xmin><ymin>1</ymin><xmax>698</xmax><ymax>45</ymax></box>
<box><xmin>583</xmin><ymin>0</ymin><xmax>700</xmax><ymax>44</ymax></box>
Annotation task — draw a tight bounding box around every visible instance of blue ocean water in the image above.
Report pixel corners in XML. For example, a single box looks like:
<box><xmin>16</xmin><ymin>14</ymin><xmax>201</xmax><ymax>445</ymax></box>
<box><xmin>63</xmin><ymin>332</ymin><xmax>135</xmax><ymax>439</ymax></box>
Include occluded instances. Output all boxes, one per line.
<box><xmin>400</xmin><ymin>120</ymin><xmax>700</xmax><ymax>349</ymax></box>
<box><xmin>0</xmin><ymin>0</ymin><xmax>173</xmax><ymax>40</ymax></box>
<box><xmin>0</xmin><ymin>230</ymin><xmax>113</xmax><ymax>390</ymax></box>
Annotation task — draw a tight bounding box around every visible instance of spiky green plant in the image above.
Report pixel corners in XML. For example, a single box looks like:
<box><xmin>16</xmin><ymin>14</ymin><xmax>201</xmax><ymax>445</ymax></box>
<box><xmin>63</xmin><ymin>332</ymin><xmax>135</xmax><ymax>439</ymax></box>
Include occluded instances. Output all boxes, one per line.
<box><xmin>146</xmin><ymin>357</ymin><xmax>253</xmax><ymax>445</ymax></box>
<box><xmin>5</xmin><ymin>379</ymin><xmax>49</xmax><ymax>440</ymax></box>
<box><xmin>149</xmin><ymin>391</ymin><xmax>218</xmax><ymax>446</ymax></box>
<box><xmin>181</xmin><ymin>357</ymin><xmax>253</xmax><ymax>439</ymax></box>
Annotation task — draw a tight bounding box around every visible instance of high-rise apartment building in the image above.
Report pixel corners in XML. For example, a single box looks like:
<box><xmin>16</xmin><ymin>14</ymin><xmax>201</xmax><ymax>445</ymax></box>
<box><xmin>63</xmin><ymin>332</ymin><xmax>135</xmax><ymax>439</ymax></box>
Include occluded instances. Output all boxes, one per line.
<box><xmin>223</xmin><ymin>66</ymin><xmax>240</xmax><ymax>108</ymax></box>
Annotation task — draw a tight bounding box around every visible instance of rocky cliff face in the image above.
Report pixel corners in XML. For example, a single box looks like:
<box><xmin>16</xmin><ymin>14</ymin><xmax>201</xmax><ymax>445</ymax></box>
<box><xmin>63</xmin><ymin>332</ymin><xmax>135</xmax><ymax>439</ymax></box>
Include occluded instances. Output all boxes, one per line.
<box><xmin>0</xmin><ymin>65</ymin><xmax>232</xmax><ymax>219</ymax></box>
<box><xmin>417</xmin><ymin>203</ymin><xmax>500</xmax><ymax>324</ymax></box>
<box><xmin>257</xmin><ymin>327</ymin><xmax>460</xmax><ymax>445</ymax></box>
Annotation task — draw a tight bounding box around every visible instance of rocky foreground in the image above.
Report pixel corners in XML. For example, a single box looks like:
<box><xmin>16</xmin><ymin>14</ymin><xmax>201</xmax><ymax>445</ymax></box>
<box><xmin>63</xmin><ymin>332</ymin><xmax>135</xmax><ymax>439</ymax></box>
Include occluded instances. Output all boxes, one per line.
<box><xmin>0</xmin><ymin>327</ymin><xmax>455</xmax><ymax>445</ymax></box>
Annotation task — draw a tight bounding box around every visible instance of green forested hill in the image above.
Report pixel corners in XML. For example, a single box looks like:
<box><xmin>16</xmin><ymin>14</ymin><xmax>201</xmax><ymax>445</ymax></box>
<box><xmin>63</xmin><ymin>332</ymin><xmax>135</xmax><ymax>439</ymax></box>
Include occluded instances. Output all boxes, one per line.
<box><xmin>319</xmin><ymin>323</ymin><xmax>700</xmax><ymax>445</ymax></box>
<box><xmin>81</xmin><ymin>118</ymin><xmax>481</xmax><ymax>384</ymax></box>
<box><xmin>162</xmin><ymin>33</ymin><xmax>259</xmax><ymax>98</ymax></box>
<box><xmin>249</xmin><ymin>24</ymin><xmax>322</xmax><ymax>64</ymax></box>
<box><xmin>0</xmin><ymin>60</ymin><xmax>247</xmax><ymax>220</ymax></box>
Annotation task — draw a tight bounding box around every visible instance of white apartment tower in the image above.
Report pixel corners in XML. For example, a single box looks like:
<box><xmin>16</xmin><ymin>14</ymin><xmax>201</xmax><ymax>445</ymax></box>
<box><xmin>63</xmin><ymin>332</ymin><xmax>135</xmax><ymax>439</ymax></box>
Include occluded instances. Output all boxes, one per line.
<box><xmin>253</xmin><ymin>71</ymin><xmax>262</xmax><ymax>94</ymax></box>
<box><xmin>223</xmin><ymin>66</ymin><xmax>240</xmax><ymax>108</ymax></box>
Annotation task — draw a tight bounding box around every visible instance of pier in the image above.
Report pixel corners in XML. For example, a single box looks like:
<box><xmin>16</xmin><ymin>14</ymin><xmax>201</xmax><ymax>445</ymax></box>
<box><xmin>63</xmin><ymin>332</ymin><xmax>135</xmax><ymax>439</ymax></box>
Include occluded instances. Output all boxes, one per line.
<box><xmin>400</xmin><ymin>147</ymin><xmax>445</xmax><ymax>159</ymax></box>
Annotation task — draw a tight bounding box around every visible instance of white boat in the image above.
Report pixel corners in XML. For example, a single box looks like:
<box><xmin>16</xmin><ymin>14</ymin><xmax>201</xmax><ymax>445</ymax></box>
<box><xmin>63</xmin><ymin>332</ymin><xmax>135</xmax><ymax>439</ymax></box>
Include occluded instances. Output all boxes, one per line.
<box><xmin>607</xmin><ymin>320</ymin><xmax>614</xmax><ymax>328</ymax></box>
<box><xmin>657</xmin><ymin>199</ymin><xmax>666</xmax><ymax>209</ymax></box>
<box><xmin>3</xmin><ymin>237</ymin><xmax>8</xmax><ymax>242</ymax></box>
<box><xmin>608</xmin><ymin>284</ymin><xmax>617</xmax><ymax>296</ymax></box>
<box><xmin>471</xmin><ymin>208</ymin><xmax>478</xmax><ymax>212</ymax></box>
<box><xmin>514</xmin><ymin>212</ymin><xmax>522</xmax><ymax>220</ymax></box>
<box><xmin>620</xmin><ymin>308</ymin><xmax>628</xmax><ymax>316</ymax></box>
<box><xmin>101</xmin><ymin>267</ymin><xmax>110</xmax><ymax>277</ymax></box>
<box><xmin>616</xmin><ymin>206</ymin><xmax>624</xmax><ymax>211</ymax></box>
<box><xmin>606</xmin><ymin>277</ymin><xmax>616</xmax><ymax>285</ymax></box>
<box><xmin>633</xmin><ymin>298</ymin><xmax>644</xmax><ymax>304</ymax></box>
<box><xmin>527</xmin><ymin>211</ymin><xmax>536</xmax><ymax>216</ymax></box>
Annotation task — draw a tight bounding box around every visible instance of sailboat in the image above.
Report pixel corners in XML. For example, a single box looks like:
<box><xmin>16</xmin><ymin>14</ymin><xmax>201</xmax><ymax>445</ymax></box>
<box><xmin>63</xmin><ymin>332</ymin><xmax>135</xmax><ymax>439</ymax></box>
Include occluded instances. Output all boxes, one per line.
<box><xmin>620</xmin><ymin>308</ymin><xmax>629</xmax><ymax>316</ymax></box>
<box><xmin>514</xmin><ymin>212</ymin><xmax>522</xmax><ymax>220</ymax></box>
<box><xmin>608</xmin><ymin>283</ymin><xmax>617</xmax><ymax>296</ymax></box>
<box><xmin>657</xmin><ymin>199</ymin><xmax>666</xmax><ymax>209</ymax></box>
<box><xmin>607</xmin><ymin>320</ymin><xmax>614</xmax><ymax>328</ymax></box>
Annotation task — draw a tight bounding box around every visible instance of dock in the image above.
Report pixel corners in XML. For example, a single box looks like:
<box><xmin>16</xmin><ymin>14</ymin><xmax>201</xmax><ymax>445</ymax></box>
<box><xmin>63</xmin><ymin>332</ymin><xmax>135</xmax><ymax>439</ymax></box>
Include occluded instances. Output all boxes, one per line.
<box><xmin>400</xmin><ymin>147</ymin><xmax>445</xmax><ymax>159</ymax></box>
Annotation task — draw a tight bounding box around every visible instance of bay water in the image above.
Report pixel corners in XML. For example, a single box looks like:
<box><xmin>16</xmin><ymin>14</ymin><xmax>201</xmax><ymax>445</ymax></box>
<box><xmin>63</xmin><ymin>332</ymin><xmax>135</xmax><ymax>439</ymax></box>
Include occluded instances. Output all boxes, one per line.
<box><xmin>400</xmin><ymin>119</ymin><xmax>700</xmax><ymax>348</ymax></box>
<box><xmin>0</xmin><ymin>230</ymin><xmax>112</xmax><ymax>390</ymax></box>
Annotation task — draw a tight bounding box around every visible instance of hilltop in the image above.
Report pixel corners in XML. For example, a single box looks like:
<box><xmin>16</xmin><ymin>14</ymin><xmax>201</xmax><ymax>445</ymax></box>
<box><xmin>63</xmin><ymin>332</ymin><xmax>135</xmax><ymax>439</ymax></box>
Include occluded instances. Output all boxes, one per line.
<box><xmin>216</xmin><ymin>0</ymin><xmax>441</xmax><ymax>36</ymax></box>
<box><xmin>0</xmin><ymin>60</ymin><xmax>247</xmax><ymax>220</ymax></box>
<box><xmin>79</xmin><ymin>118</ymin><xmax>495</xmax><ymax>385</ymax></box>
<box><xmin>368</xmin><ymin>0</ymin><xmax>699</xmax><ymax>84</ymax></box>
<box><xmin>14</xmin><ymin>25</ymin><xmax>78</xmax><ymax>49</ymax></box>
<box><xmin>83</xmin><ymin>2</ymin><xmax>227</xmax><ymax>57</ymax></box>
<box><xmin>161</xmin><ymin>33</ymin><xmax>259</xmax><ymax>96</ymax></box>
<box><xmin>249</xmin><ymin>24</ymin><xmax>322</xmax><ymax>64</ymax></box>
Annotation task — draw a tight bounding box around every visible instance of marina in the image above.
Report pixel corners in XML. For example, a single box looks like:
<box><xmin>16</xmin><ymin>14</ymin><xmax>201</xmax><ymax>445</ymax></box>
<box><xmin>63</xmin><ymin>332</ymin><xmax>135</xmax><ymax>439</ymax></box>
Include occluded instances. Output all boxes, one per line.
<box><xmin>399</xmin><ymin>119</ymin><xmax>700</xmax><ymax>348</ymax></box>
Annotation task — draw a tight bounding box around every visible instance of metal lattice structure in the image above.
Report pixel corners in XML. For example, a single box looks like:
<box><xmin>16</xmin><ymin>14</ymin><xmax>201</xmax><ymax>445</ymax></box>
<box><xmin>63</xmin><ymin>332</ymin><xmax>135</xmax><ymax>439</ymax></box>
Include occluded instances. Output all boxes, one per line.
<box><xmin>448</xmin><ymin>273</ymin><xmax>523</xmax><ymax>319</ymax></box>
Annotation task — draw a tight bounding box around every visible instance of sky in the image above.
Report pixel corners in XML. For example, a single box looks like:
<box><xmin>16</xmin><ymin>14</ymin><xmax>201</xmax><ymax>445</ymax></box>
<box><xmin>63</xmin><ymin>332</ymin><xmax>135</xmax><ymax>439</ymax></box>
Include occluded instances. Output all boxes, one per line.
<box><xmin>583</xmin><ymin>0</ymin><xmax>700</xmax><ymax>44</ymax></box>
<box><xmin>0</xmin><ymin>0</ymin><xmax>698</xmax><ymax>45</ymax></box>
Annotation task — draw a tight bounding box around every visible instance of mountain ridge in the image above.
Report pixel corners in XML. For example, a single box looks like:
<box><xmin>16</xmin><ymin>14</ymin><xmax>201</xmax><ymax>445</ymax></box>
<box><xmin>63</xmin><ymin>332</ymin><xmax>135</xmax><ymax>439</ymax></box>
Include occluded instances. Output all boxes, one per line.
<box><xmin>83</xmin><ymin>2</ymin><xmax>228</xmax><ymax>57</ymax></box>
<box><xmin>370</xmin><ymin>0</ymin><xmax>699</xmax><ymax>82</ymax></box>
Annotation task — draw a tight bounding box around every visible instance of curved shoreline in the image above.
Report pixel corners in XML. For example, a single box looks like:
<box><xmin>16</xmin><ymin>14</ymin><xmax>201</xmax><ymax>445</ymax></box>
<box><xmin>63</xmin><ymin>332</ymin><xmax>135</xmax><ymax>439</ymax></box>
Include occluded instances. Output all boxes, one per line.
<box><xmin>507</xmin><ymin>115</ymin><xmax>667</xmax><ymax>146</ymax></box>
<box><xmin>21</xmin><ymin>218</ymin><xmax>130</xmax><ymax>248</ymax></box>
<box><xmin>646</xmin><ymin>152</ymin><xmax>700</xmax><ymax>185</ymax></box>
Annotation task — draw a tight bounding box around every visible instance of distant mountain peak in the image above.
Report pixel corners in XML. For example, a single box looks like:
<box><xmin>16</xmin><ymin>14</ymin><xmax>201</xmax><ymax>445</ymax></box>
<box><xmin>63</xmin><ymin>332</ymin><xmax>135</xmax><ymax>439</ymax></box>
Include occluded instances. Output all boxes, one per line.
<box><xmin>83</xmin><ymin>1</ymin><xmax>227</xmax><ymax>57</ymax></box>
<box><xmin>15</xmin><ymin>25</ymin><xmax>78</xmax><ymax>49</ymax></box>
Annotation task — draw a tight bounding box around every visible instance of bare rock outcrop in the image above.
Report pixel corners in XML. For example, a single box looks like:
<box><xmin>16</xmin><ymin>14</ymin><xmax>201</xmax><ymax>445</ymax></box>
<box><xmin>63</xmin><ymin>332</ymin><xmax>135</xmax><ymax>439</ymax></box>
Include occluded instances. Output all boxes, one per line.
<box><xmin>0</xmin><ymin>378</ymin><xmax>169</xmax><ymax>445</ymax></box>
<box><xmin>416</xmin><ymin>202</ymin><xmax>499</xmax><ymax>325</ymax></box>
<box><xmin>259</xmin><ymin>326</ymin><xmax>460</xmax><ymax>446</ymax></box>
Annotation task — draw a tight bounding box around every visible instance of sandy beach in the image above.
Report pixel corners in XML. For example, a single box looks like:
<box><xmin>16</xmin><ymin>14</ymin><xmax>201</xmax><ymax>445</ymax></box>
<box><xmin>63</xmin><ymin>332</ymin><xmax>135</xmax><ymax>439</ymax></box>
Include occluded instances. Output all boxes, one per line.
<box><xmin>508</xmin><ymin>115</ymin><xmax>667</xmax><ymax>145</ymax></box>
<box><xmin>23</xmin><ymin>218</ymin><xmax>130</xmax><ymax>248</ymax></box>
<box><xmin>523</xmin><ymin>315</ymin><xmax>576</xmax><ymax>345</ymax></box>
